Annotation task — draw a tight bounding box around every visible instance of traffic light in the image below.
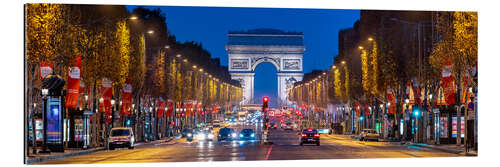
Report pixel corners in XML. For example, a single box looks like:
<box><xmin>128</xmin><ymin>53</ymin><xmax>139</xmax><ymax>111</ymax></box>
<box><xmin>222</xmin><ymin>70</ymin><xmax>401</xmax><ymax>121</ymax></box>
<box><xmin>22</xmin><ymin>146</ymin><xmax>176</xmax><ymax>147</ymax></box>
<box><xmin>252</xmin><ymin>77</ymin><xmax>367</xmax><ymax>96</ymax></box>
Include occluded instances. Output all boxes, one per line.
<box><xmin>181</xmin><ymin>112</ymin><xmax>185</xmax><ymax>117</ymax></box>
<box><xmin>413</xmin><ymin>109</ymin><xmax>420</xmax><ymax>117</ymax></box>
<box><xmin>263</xmin><ymin>96</ymin><xmax>269</xmax><ymax>103</ymax></box>
<box><xmin>262</xmin><ymin>96</ymin><xmax>269</xmax><ymax>130</ymax></box>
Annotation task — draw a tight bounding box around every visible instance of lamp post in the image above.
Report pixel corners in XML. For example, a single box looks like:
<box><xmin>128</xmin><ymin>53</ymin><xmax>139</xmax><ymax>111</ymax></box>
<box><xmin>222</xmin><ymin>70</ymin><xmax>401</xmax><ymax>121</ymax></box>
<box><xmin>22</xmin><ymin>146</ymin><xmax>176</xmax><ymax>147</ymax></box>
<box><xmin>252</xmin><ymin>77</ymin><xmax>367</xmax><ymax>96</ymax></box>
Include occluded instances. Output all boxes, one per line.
<box><xmin>39</xmin><ymin>88</ymin><xmax>50</xmax><ymax>154</ymax></box>
<box><xmin>111</xmin><ymin>99</ymin><xmax>116</xmax><ymax>128</ymax></box>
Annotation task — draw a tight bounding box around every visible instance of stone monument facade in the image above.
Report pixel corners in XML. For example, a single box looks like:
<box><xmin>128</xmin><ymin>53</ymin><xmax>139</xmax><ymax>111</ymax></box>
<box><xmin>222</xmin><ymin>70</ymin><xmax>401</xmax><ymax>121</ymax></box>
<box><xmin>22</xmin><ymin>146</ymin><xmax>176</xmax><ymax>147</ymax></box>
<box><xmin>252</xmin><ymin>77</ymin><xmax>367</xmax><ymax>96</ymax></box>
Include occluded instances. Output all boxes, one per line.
<box><xmin>226</xmin><ymin>29</ymin><xmax>304</xmax><ymax>105</ymax></box>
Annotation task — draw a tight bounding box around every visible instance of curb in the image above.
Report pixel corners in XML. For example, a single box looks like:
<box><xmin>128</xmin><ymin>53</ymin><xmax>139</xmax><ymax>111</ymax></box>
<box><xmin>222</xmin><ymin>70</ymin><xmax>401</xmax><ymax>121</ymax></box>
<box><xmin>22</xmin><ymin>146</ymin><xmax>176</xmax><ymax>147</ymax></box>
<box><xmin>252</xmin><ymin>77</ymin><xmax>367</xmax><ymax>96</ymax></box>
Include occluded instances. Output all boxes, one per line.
<box><xmin>26</xmin><ymin>147</ymin><xmax>106</xmax><ymax>164</ymax></box>
<box><xmin>410</xmin><ymin>144</ymin><xmax>462</xmax><ymax>154</ymax></box>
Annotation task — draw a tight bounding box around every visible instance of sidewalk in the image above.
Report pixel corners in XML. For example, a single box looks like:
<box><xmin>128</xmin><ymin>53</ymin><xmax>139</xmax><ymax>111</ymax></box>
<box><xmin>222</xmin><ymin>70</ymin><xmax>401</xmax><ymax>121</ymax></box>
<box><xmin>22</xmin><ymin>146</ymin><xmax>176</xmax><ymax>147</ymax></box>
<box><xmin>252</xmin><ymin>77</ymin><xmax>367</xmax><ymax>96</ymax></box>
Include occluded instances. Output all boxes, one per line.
<box><xmin>409</xmin><ymin>143</ymin><xmax>478</xmax><ymax>156</ymax></box>
<box><xmin>26</xmin><ymin>136</ymin><xmax>179</xmax><ymax>164</ymax></box>
<box><xmin>26</xmin><ymin>147</ymin><xmax>106</xmax><ymax>164</ymax></box>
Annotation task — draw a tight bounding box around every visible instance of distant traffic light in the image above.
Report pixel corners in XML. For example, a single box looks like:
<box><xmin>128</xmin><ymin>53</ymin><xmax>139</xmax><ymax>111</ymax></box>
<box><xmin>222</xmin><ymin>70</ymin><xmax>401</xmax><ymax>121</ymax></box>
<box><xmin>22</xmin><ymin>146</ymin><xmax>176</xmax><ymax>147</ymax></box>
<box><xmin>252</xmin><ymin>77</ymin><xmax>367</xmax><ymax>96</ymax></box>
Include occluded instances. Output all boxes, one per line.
<box><xmin>263</xmin><ymin>96</ymin><xmax>269</xmax><ymax>103</ymax></box>
<box><xmin>413</xmin><ymin>109</ymin><xmax>420</xmax><ymax>117</ymax></box>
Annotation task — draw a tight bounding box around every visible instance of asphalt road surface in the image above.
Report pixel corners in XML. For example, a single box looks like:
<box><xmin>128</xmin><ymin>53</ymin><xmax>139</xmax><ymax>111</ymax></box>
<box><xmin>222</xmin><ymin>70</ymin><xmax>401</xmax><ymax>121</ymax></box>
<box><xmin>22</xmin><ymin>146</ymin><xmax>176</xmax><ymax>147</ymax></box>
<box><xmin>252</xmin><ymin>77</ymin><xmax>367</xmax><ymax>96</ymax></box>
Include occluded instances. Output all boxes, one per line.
<box><xmin>37</xmin><ymin>125</ymin><xmax>460</xmax><ymax>164</ymax></box>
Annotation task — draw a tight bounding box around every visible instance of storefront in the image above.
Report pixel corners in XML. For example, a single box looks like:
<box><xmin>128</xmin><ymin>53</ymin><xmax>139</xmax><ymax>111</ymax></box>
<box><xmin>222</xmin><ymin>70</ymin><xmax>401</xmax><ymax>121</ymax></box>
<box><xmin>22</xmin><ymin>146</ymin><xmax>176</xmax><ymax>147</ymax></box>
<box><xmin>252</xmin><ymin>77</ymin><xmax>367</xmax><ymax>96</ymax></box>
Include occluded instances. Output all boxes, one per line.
<box><xmin>28</xmin><ymin>113</ymin><xmax>43</xmax><ymax>146</ymax></box>
<box><xmin>436</xmin><ymin>106</ymin><xmax>465</xmax><ymax>144</ymax></box>
<box><xmin>62</xmin><ymin>109</ymin><xmax>91</xmax><ymax>148</ymax></box>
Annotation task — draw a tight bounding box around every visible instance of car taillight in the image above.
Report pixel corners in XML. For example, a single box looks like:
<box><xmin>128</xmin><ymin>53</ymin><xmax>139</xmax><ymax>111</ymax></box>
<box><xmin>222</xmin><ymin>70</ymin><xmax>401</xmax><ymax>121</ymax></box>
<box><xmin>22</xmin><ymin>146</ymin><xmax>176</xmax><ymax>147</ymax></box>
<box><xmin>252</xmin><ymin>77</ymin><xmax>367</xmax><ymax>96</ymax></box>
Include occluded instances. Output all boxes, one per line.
<box><xmin>301</xmin><ymin>134</ymin><xmax>306</xmax><ymax>137</ymax></box>
<box><xmin>314</xmin><ymin>134</ymin><xmax>320</xmax><ymax>137</ymax></box>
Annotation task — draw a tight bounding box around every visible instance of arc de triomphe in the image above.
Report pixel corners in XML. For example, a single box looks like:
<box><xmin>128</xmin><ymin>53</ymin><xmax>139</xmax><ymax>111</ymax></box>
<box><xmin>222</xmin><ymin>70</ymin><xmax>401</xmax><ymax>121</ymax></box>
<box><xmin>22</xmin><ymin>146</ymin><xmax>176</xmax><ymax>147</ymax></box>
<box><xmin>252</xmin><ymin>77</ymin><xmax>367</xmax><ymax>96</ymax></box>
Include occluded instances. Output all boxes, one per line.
<box><xmin>226</xmin><ymin>29</ymin><xmax>304</xmax><ymax>105</ymax></box>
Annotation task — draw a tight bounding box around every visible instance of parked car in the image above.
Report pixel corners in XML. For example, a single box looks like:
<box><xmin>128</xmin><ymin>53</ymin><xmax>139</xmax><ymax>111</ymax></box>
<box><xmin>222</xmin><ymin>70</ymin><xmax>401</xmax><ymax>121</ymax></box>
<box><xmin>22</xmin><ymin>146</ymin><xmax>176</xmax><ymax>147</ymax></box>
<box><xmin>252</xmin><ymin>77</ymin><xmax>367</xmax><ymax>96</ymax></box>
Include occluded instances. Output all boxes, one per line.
<box><xmin>299</xmin><ymin>128</ymin><xmax>320</xmax><ymax>146</ymax></box>
<box><xmin>108</xmin><ymin>127</ymin><xmax>135</xmax><ymax>150</ymax></box>
<box><xmin>359</xmin><ymin>129</ymin><xmax>379</xmax><ymax>141</ymax></box>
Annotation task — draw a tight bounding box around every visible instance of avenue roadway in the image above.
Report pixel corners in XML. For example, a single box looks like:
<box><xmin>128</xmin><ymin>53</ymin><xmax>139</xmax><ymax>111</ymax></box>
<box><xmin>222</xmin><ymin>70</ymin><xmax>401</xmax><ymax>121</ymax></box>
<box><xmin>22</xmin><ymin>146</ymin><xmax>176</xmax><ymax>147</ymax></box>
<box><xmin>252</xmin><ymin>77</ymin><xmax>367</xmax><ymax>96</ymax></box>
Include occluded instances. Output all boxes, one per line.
<box><xmin>36</xmin><ymin>125</ymin><xmax>460</xmax><ymax>164</ymax></box>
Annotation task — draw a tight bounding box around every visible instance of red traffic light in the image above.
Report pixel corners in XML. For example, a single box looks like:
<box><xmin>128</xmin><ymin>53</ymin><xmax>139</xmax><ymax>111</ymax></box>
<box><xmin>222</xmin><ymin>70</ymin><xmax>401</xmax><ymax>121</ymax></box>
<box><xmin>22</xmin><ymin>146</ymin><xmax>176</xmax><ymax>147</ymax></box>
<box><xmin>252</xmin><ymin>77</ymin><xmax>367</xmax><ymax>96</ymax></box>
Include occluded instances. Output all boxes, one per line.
<box><xmin>263</xmin><ymin>96</ymin><xmax>269</xmax><ymax>103</ymax></box>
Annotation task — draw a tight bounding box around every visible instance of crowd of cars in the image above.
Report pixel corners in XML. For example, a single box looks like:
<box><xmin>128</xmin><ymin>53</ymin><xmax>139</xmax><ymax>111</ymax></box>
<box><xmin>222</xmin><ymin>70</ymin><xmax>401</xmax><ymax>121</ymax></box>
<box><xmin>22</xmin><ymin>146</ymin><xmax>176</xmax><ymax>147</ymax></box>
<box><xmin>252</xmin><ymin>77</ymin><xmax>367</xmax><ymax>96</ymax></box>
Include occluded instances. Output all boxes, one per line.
<box><xmin>106</xmin><ymin>119</ymin><xmax>381</xmax><ymax>150</ymax></box>
<box><xmin>178</xmin><ymin>120</ymin><xmax>259</xmax><ymax>142</ymax></box>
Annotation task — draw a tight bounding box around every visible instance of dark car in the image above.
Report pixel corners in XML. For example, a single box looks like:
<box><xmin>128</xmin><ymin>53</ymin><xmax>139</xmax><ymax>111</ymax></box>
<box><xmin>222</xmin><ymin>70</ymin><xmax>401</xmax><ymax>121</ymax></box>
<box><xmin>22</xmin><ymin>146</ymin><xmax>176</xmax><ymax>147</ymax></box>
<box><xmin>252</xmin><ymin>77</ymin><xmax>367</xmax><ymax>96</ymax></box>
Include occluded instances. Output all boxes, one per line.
<box><xmin>299</xmin><ymin>128</ymin><xmax>320</xmax><ymax>146</ymax></box>
<box><xmin>182</xmin><ymin>128</ymin><xmax>194</xmax><ymax>138</ymax></box>
<box><xmin>239</xmin><ymin>129</ymin><xmax>256</xmax><ymax>140</ymax></box>
<box><xmin>218</xmin><ymin>128</ymin><xmax>237</xmax><ymax>141</ymax></box>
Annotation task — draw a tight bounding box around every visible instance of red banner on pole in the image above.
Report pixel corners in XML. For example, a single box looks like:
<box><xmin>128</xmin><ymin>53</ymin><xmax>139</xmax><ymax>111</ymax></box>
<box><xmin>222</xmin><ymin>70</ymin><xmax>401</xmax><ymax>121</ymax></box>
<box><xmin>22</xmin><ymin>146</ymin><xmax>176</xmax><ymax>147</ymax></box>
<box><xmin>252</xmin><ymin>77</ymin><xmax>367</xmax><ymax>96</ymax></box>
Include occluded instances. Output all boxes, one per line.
<box><xmin>355</xmin><ymin>101</ymin><xmax>360</xmax><ymax>116</ymax></box>
<box><xmin>364</xmin><ymin>103</ymin><xmax>370</xmax><ymax>116</ymax></box>
<box><xmin>101</xmin><ymin>78</ymin><xmax>113</xmax><ymax>119</ymax></box>
<box><xmin>387</xmin><ymin>87</ymin><xmax>396</xmax><ymax>114</ymax></box>
<box><xmin>65</xmin><ymin>56</ymin><xmax>81</xmax><ymax>109</ymax></box>
<box><xmin>186</xmin><ymin>103</ymin><xmax>192</xmax><ymax>116</ymax></box>
<box><xmin>442</xmin><ymin>65</ymin><xmax>456</xmax><ymax>105</ymax></box>
<box><xmin>40</xmin><ymin>61</ymin><xmax>53</xmax><ymax>80</ymax></box>
<box><xmin>121</xmin><ymin>83</ymin><xmax>132</xmax><ymax>115</ymax></box>
<box><xmin>157</xmin><ymin>100</ymin><xmax>165</xmax><ymax>117</ymax></box>
<box><xmin>166</xmin><ymin>100</ymin><xmax>174</xmax><ymax>116</ymax></box>
<box><xmin>412</xmin><ymin>79</ymin><xmax>421</xmax><ymax>105</ymax></box>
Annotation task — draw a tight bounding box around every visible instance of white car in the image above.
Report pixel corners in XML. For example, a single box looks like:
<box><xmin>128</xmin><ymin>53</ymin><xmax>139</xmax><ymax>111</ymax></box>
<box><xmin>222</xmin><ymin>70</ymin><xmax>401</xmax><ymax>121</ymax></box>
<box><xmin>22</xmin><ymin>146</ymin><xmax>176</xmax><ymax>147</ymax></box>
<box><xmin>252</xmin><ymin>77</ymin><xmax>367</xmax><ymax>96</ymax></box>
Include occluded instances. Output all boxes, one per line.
<box><xmin>108</xmin><ymin>127</ymin><xmax>135</xmax><ymax>150</ymax></box>
<box><xmin>359</xmin><ymin>129</ymin><xmax>379</xmax><ymax>141</ymax></box>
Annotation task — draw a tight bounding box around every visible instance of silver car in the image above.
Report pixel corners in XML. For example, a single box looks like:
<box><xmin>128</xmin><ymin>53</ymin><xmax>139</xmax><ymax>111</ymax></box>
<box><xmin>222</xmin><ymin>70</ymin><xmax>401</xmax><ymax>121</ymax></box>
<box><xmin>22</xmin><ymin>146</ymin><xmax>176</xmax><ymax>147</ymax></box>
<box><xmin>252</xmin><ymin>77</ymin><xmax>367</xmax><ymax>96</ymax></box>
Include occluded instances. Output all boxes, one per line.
<box><xmin>359</xmin><ymin>129</ymin><xmax>379</xmax><ymax>141</ymax></box>
<box><xmin>108</xmin><ymin>127</ymin><xmax>135</xmax><ymax>150</ymax></box>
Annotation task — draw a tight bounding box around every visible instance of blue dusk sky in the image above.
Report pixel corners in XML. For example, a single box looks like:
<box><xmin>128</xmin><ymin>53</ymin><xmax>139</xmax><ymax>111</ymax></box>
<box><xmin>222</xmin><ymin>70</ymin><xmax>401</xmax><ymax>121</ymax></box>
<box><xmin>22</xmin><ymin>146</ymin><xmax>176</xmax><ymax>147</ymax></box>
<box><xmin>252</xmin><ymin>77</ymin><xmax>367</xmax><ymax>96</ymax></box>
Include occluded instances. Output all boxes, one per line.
<box><xmin>126</xmin><ymin>5</ymin><xmax>360</xmax><ymax>105</ymax></box>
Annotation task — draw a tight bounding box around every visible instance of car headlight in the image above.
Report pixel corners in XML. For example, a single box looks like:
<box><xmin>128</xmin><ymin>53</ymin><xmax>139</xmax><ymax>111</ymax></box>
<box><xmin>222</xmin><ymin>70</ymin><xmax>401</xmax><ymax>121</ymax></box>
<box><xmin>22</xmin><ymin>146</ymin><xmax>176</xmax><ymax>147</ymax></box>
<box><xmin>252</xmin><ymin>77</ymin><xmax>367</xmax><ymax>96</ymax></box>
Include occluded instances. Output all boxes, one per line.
<box><xmin>208</xmin><ymin>134</ymin><xmax>214</xmax><ymax>138</ymax></box>
<box><xmin>187</xmin><ymin>133</ymin><xmax>192</xmax><ymax>137</ymax></box>
<box><xmin>251</xmin><ymin>134</ymin><xmax>255</xmax><ymax>137</ymax></box>
<box><xmin>232</xmin><ymin>133</ymin><xmax>237</xmax><ymax>138</ymax></box>
<box><xmin>240</xmin><ymin>134</ymin><xmax>244</xmax><ymax>138</ymax></box>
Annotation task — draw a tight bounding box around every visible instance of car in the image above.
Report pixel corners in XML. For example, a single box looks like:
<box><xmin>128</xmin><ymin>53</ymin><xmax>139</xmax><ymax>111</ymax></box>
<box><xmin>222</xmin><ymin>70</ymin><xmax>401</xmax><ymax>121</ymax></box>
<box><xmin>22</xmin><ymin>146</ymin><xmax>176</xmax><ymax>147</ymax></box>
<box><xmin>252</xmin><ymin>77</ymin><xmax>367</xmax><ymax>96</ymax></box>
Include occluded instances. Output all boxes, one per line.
<box><xmin>182</xmin><ymin>128</ymin><xmax>194</xmax><ymax>138</ymax></box>
<box><xmin>197</xmin><ymin>130</ymin><xmax>215</xmax><ymax>141</ymax></box>
<box><xmin>217</xmin><ymin>127</ymin><xmax>237</xmax><ymax>141</ymax></box>
<box><xmin>239</xmin><ymin>129</ymin><xmax>256</xmax><ymax>140</ymax></box>
<box><xmin>284</xmin><ymin>122</ymin><xmax>294</xmax><ymax>131</ymax></box>
<box><xmin>108</xmin><ymin>127</ymin><xmax>135</xmax><ymax>150</ymax></box>
<box><xmin>299</xmin><ymin>128</ymin><xmax>320</xmax><ymax>146</ymax></box>
<box><xmin>359</xmin><ymin>129</ymin><xmax>379</xmax><ymax>141</ymax></box>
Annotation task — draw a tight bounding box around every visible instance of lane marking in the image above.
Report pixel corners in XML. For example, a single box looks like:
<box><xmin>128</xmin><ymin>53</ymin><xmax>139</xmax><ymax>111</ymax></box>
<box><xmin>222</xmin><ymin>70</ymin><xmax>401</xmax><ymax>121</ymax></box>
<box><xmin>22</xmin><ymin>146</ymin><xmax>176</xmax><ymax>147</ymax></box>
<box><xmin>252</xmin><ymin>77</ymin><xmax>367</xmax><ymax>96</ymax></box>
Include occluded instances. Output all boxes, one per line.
<box><xmin>265</xmin><ymin>145</ymin><xmax>273</xmax><ymax>160</ymax></box>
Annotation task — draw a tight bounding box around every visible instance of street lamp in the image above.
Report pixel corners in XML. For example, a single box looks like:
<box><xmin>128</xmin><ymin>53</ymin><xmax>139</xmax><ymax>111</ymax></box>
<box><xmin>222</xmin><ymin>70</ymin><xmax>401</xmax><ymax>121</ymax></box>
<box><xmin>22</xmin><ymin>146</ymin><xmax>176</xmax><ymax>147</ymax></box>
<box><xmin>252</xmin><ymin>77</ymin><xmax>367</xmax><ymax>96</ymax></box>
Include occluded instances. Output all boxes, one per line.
<box><xmin>99</xmin><ymin>97</ymin><xmax>104</xmax><ymax>104</ymax></box>
<box><xmin>40</xmin><ymin>88</ymin><xmax>49</xmax><ymax>154</ymax></box>
<box><xmin>84</xmin><ymin>95</ymin><xmax>88</xmax><ymax>101</ymax></box>
<box><xmin>176</xmin><ymin>54</ymin><xmax>181</xmax><ymax>58</ymax></box>
<box><xmin>341</xmin><ymin>61</ymin><xmax>346</xmax><ymax>65</ymax></box>
<box><xmin>129</xmin><ymin>16</ymin><xmax>138</xmax><ymax>20</ymax></box>
<box><xmin>42</xmin><ymin>88</ymin><xmax>49</xmax><ymax>96</ymax></box>
<box><xmin>405</xmin><ymin>99</ymin><xmax>410</xmax><ymax>104</ymax></box>
<box><xmin>358</xmin><ymin>46</ymin><xmax>364</xmax><ymax>50</ymax></box>
<box><xmin>147</xmin><ymin>30</ymin><xmax>154</xmax><ymax>34</ymax></box>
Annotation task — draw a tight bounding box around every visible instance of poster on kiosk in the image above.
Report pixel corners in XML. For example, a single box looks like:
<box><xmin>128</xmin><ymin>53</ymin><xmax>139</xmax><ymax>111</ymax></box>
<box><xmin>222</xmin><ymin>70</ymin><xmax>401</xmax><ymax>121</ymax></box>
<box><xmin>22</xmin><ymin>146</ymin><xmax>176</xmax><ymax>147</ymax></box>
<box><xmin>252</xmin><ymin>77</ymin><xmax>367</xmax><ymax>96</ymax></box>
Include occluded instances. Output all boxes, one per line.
<box><xmin>47</xmin><ymin>97</ymin><xmax>64</xmax><ymax>151</ymax></box>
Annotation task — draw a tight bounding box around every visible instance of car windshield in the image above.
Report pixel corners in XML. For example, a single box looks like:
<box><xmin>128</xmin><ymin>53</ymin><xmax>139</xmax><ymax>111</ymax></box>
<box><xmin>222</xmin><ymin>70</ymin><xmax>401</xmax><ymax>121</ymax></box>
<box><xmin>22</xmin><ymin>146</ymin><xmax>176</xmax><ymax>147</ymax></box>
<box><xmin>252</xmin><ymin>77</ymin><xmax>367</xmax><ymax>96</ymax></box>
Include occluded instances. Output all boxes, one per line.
<box><xmin>219</xmin><ymin>128</ymin><xmax>231</xmax><ymax>134</ymax></box>
<box><xmin>183</xmin><ymin>129</ymin><xmax>193</xmax><ymax>133</ymax></box>
<box><xmin>241</xmin><ymin>129</ymin><xmax>253</xmax><ymax>134</ymax></box>
<box><xmin>111</xmin><ymin>129</ymin><xmax>130</xmax><ymax>136</ymax></box>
